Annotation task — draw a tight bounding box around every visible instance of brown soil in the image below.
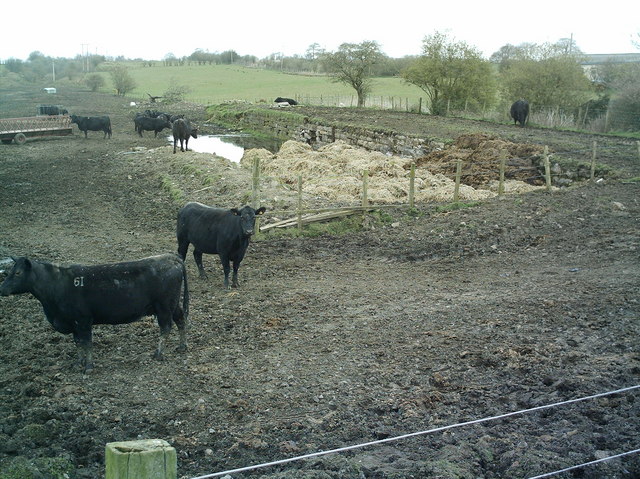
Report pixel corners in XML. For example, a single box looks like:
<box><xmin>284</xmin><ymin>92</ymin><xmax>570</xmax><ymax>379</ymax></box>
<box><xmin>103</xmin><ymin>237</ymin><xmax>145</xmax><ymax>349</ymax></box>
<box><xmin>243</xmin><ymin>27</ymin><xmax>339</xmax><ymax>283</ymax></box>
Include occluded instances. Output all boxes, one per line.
<box><xmin>0</xmin><ymin>86</ymin><xmax>639</xmax><ymax>479</ymax></box>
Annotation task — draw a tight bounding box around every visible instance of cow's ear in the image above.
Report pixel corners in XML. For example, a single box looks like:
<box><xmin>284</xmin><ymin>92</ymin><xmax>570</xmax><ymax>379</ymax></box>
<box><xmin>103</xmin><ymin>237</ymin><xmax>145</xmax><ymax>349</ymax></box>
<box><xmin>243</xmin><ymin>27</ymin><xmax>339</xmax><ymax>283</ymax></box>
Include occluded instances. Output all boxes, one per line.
<box><xmin>256</xmin><ymin>207</ymin><xmax>266</xmax><ymax>216</ymax></box>
<box><xmin>230</xmin><ymin>208</ymin><xmax>240</xmax><ymax>216</ymax></box>
<box><xmin>13</xmin><ymin>257</ymin><xmax>30</xmax><ymax>270</ymax></box>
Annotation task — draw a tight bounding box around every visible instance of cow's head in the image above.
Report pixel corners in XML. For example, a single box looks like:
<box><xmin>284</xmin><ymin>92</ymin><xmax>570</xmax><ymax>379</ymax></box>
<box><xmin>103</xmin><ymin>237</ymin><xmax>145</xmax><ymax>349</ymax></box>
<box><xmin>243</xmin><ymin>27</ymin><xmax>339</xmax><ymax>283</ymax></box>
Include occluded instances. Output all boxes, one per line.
<box><xmin>231</xmin><ymin>206</ymin><xmax>266</xmax><ymax>236</ymax></box>
<box><xmin>0</xmin><ymin>257</ymin><xmax>32</xmax><ymax>296</ymax></box>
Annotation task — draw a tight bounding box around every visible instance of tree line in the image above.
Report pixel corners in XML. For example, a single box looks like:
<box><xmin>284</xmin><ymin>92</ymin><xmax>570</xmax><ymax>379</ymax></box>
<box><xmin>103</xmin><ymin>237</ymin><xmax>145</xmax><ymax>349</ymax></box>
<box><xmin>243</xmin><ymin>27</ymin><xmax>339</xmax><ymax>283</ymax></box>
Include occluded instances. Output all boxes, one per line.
<box><xmin>2</xmin><ymin>33</ymin><xmax>639</xmax><ymax>132</ymax></box>
<box><xmin>321</xmin><ymin>34</ymin><xmax>640</xmax><ymax>132</ymax></box>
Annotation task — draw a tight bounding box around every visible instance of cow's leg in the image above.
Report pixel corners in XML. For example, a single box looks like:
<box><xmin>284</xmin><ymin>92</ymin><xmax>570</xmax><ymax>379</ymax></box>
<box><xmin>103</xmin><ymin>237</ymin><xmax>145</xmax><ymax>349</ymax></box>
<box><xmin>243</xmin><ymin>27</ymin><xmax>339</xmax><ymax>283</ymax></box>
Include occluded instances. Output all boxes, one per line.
<box><xmin>73</xmin><ymin>329</ymin><xmax>94</xmax><ymax>372</ymax></box>
<box><xmin>193</xmin><ymin>250</ymin><xmax>207</xmax><ymax>278</ymax></box>
<box><xmin>154</xmin><ymin>331</ymin><xmax>171</xmax><ymax>360</ymax></box>
<box><xmin>154</xmin><ymin>309</ymin><xmax>173</xmax><ymax>360</ymax></box>
<box><xmin>184</xmin><ymin>138</ymin><xmax>189</xmax><ymax>152</ymax></box>
<box><xmin>173</xmin><ymin>139</ymin><xmax>177</xmax><ymax>154</ymax></box>
<box><xmin>177</xmin><ymin>240</ymin><xmax>189</xmax><ymax>261</ymax></box>
<box><xmin>220</xmin><ymin>254</ymin><xmax>231</xmax><ymax>289</ymax></box>
<box><xmin>231</xmin><ymin>260</ymin><xmax>240</xmax><ymax>288</ymax></box>
<box><xmin>172</xmin><ymin>306</ymin><xmax>188</xmax><ymax>353</ymax></box>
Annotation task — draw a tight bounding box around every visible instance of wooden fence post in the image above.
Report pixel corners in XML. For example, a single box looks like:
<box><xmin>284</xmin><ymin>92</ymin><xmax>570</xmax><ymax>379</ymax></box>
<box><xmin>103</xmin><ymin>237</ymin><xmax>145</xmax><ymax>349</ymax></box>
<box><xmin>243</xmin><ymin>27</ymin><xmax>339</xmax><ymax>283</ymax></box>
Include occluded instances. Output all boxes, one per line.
<box><xmin>106</xmin><ymin>439</ymin><xmax>176</xmax><ymax>479</ymax></box>
<box><xmin>543</xmin><ymin>145</ymin><xmax>552</xmax><ymax>191</ymax></box>
<box><xmin>252</xmin><ymin>157</ymin><xmax>261</xmax><ymax>235</ymax></box>
<box><xmin>362</xmin><ymin>169</ymin><xmax>369</xmax><ymax>207</ymax></box>
<box><xmin>591</xmin><ymin>140</ymin><xmax>597</xmax><ymax>181</ymax></box>
<box><xmin>498</xmin><ymin>154</ymin><xmax>506</xmax><ymax>196</ymax></box>
<box><xmin>408</xmin><ymin>163</ymin><xmax>415</xmax><ymax>208</ymax></box>
<box><xmin>454</xmin><ymin>159</ymin><xmax>462</xmax><ymax>202</ymax></box>
<box><xmin>297</xmin><ymin>174</ymin><xmax>303</xmax><ymax>232</ymax></box>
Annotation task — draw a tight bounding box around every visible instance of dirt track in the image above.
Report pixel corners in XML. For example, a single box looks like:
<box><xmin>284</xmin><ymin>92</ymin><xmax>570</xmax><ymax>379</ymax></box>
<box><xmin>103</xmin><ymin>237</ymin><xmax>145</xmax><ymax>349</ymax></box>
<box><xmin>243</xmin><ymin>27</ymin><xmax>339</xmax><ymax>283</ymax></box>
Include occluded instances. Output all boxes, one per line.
<box><xmin>0</xmin><ymin>86</ymin><xmax>639</xmax><ymax>478</ymax></box>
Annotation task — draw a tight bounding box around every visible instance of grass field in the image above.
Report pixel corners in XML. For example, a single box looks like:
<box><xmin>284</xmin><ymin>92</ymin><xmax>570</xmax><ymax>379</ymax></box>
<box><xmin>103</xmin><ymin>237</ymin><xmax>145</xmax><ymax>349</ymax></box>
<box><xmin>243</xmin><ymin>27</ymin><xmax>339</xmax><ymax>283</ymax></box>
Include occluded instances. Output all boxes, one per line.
<box><xmin>110</xmin><ymin>63</ymin><xmax>427</xmax><ymax>108</ymax></box>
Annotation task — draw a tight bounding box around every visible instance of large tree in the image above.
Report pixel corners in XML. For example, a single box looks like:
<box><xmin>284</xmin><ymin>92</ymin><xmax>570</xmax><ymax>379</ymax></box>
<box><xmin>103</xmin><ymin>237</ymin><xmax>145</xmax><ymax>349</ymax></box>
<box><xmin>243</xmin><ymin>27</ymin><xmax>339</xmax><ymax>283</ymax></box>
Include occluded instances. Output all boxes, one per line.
<box><xmin>322</xmin><ymin>41</ymin><xmax>384</xmax><ymax>107</ymax></box>
<box><xmin>595</xmin><ymin>61</ymin><xmax>640</xmax><ymax>131</ymax></box>
<box><xmin>110</xmin><ymin>65</ymin><xmax>136</xmax><ymax>96</ymax></box>
<box><xmin>499</xmin><ymin>43</ymin><xmax>592</xmax><ymax>112</ymax></box>
<box><xmin>401</xmin><ymin>32</ymin><xmax>496</xmax><ymax>115</ymax></box>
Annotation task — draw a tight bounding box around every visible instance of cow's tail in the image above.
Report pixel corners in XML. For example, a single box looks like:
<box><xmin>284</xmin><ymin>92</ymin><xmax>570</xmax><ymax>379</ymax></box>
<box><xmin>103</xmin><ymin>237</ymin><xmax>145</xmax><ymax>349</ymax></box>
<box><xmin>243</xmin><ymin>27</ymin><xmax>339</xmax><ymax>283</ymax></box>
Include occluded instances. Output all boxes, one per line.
<box><xmin>181</xmin><ymin>258</ymin><xmax>190</xmax><ymax>322</ymax></box>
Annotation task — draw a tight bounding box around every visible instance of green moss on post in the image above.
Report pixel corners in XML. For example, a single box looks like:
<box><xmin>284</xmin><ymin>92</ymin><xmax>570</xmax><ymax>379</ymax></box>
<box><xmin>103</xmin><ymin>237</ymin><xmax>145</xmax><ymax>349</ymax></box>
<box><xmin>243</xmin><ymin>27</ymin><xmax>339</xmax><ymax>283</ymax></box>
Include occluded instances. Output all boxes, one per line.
<box><xmin>106</xmin><ymin>439</ymin><xmax>177</xmax><ymax>479</ymax></box>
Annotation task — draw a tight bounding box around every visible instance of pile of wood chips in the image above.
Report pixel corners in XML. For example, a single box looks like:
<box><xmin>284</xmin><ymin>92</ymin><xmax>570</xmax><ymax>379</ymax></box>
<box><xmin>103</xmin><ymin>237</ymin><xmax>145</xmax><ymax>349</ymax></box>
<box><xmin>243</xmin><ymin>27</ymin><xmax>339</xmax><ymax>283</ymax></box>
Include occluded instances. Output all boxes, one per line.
<box><xmin>241</xmin><ymin>137</ymin><xmax>544</xmax><ymax>205</ymax></box>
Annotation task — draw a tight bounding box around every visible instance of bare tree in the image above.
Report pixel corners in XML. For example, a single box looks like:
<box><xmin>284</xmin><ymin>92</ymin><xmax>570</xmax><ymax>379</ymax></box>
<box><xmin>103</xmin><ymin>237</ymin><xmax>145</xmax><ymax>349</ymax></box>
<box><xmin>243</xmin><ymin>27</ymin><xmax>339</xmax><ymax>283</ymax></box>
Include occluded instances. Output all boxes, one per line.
<box><xmin>402</xmin><ymin>32</ymin><xmax>495</xmax><ymax>115</ymax></box>
<box><xmin>322</xmin><ymin>41</ymin><xmax>384</xmax><ymax>107</ymax></box>
<box><xmin>110</xmin><ymin>65</ymin><xmax>136</xmax><ymax>96</ymax></box>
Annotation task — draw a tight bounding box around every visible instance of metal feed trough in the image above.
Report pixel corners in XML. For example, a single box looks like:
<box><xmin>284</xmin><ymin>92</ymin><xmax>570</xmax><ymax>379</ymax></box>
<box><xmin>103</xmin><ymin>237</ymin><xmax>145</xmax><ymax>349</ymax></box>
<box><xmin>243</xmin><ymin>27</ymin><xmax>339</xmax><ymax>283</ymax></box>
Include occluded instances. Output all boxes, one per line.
<box><xmin>0</xmin><ymin>115</ymin><xmax>73</xmax><ymax>145</ymax></box>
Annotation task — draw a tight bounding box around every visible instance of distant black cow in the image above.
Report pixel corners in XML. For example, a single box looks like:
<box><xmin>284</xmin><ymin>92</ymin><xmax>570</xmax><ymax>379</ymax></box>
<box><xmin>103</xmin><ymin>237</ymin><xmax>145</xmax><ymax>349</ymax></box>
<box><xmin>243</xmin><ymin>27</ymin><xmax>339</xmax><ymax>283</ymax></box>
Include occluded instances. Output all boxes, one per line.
<box><xmin>38</xmin><ymin>105</ymin><xmax>68</xmax><ymax>116</ymax></box>
<box><xmin>177</xmin><ymin>202</ymin><xmax>266</xmax><ymax>289</ymax></box>
<box><xmin>70</xmin><ymin>114</ymin><xmax>112</xmax><ymax>138</ymax></box>
<box><xmin>0</xmin><ymin>254</ymin><xmax>189</xmax><ymax>371</ymax></box>
<box><xmin>172</xmin><ymin>119</ymin><xmax>198</xmax><ymax>153</ymax></box>
<box><xmin>274</xmin><ymin>97</ymin><xmax>298</xmax><ymax>105</ymax></box>
<box><xmin>135</xmin><ymin>115</ymin><xmax>171</xmax><ymax>137</ymax></box>
<box><xmin>510</xmin><ymin>99</ymin><xmax>529</xmax><ymax>127</ymax></box>
<box><xmin>144</xmin><ymin>109</ymin><xmax>171</xmax><ymax>119</ymax></box>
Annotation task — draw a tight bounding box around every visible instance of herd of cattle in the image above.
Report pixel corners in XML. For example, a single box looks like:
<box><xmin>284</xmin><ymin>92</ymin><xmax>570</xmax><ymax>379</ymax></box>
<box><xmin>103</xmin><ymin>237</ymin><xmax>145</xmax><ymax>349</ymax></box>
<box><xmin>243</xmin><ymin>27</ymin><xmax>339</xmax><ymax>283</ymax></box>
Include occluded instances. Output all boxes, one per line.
<box><xmin>65</xmin><ymin>108</ymin><xmax>198</xmax><ymax>153</ymax></box>
<box><xmin>62</xmin><ymin>96</ymin><xmax>301</xmax><ymax>150</ymax></box>
<box><xmin>0</xmin><ymin>201</ymin><xmax>266</xmax><ymax>371</ymax></box>
<box><xmin>3</xmin><ymin>102</ymin><xmax>290</xmax><ymax>371</ymax></box>
<box><xmin>2</xmin><ymin>96</ymin><xmax>530</xmax><ymax>371</ymax></box>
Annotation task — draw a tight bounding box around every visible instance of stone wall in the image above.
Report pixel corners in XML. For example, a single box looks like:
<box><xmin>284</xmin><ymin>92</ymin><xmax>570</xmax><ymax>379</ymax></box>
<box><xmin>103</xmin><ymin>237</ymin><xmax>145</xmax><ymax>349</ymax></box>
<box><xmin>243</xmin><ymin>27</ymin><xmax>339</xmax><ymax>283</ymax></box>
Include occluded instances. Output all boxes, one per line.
<box><xmin>215</xmin><ymin>107</ymin><xmax>439</xmax><ymax>158</ymax></box>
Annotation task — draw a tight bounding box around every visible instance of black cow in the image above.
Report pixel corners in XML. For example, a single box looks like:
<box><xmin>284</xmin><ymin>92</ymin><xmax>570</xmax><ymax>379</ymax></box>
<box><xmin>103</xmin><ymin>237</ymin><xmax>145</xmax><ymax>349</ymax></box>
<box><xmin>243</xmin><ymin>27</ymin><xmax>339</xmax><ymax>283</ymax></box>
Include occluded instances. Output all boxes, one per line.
<box><xmin>177</xmin><ymin>202</ymin><xmax>266</xmax><ymax>289</ymax></box>
<box><xmin>0</xmin><ymin>253</ymin><xmax>189</xmax><ymax>371</ymax></box>
<box><xmin>274</xmin><ymin>97</ymin><xmax>298</xmax><ymax>105</ymax></box>
<box><xmin>144</xmin><ymin>109</ymin><xmax>171</xmax><ymax>119</ymax></box>
<box><xmin>172</xmin><ymin>118</ymin><xmax>198</xmax><ymax>153</ymax></box>
<box><xmin>510</xmin><ymin>99</ymin><xmax>529</xmax><ymax>127</ymax></box>
<box><xmin>38</xmin><ymin>105</ymin><xmax>68</xmax><ymax>116</ymax></box>
<box><xmin>135</xmin><ymin>115</ymin><xmax>171</xmax><ymax>137</ymax></box>
<box><xmin>70</xmin><ymin>114</ymin><xmax>112</xmax><ymax>138</ymax></box>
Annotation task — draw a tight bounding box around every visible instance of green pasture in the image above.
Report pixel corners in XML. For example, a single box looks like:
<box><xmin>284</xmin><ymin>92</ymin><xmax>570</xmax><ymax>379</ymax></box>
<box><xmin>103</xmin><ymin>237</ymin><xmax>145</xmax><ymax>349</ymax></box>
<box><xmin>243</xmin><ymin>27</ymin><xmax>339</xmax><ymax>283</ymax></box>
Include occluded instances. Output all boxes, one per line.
<box><xmin>113</xmin><ymin>63</ymin><xmax>425</xmax><ymax>107</ymax></box>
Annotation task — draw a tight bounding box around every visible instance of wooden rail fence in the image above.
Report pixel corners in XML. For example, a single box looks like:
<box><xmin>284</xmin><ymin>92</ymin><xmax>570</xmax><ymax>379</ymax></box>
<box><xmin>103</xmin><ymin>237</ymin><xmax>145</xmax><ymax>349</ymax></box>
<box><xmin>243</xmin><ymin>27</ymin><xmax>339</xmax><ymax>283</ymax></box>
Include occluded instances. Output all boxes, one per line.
<box><xmin>254</xmin><ymin>144</ymin><xmax>573</xmax><ymax>233</ymax></box>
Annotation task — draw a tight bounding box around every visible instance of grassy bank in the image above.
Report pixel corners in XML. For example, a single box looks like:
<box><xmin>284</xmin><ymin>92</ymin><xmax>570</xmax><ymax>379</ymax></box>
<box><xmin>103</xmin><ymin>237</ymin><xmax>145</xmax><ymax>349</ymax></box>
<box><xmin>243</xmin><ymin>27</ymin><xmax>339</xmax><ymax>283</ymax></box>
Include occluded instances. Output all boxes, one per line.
<box><xmin>99</xmin><ymin>63</ymin><xmax>425</xmax><ymax>107</ymax></box>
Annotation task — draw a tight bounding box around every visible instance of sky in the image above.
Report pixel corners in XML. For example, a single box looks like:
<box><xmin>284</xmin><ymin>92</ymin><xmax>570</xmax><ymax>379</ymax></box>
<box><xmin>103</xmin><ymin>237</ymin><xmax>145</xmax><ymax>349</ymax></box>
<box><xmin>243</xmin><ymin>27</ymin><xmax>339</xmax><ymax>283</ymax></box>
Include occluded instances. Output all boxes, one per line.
<box><xmin>1</xmin><ymin>1</ymin><xmax>638</xmax><ymax>62</ymax></box>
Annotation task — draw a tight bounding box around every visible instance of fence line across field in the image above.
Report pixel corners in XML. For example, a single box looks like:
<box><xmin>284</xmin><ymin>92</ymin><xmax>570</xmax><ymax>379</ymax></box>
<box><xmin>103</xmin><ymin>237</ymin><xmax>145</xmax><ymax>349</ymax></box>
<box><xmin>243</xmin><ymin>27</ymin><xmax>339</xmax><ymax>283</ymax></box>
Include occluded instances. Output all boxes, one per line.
<box><xmin>253</xmin><ymin>146</ymin><xmax>561</xmax><ymax>233</ymax></box>
<box><xmin>253</xmin><ymin>137</ymin><xmax>636</xmax><ymax>233</ymax></box>
<box><xmin>188</xmin><ymin>384</ymin><xmax>640</xmax><ymax>479</ymax></box>
<box><xmin>527</xmin><ymin>448</ymin><xmax>640</xmax><ymax>479</ymax></box>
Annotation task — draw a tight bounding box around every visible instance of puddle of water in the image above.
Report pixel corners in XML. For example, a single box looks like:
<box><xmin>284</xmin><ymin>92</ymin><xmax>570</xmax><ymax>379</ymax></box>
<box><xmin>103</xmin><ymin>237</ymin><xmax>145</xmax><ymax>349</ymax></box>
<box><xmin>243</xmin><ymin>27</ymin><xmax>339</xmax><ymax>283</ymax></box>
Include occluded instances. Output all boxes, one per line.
<box><xmin>167</xmin><ymin>131</ymin><xmax>282</xmax><ymax>163</ymax></box>
<box><xmin>168</xmin><ymin>134</ymin><xmax>245</xmax><ymax>162</ymax></box>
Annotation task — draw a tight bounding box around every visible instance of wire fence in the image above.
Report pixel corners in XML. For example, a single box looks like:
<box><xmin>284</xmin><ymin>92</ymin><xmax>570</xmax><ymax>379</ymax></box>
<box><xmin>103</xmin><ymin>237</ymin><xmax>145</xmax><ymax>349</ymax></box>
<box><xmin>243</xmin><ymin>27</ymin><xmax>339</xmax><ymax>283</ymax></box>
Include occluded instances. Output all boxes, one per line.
<box><xmin>189</xmin><ymin>93</ymin><xmax>640</xmax><ymax>134</ymax></box>
<box><xmin>189</xmin><ymin>385</ymin><xmax>640</xmax><ymax>479</ymax></box>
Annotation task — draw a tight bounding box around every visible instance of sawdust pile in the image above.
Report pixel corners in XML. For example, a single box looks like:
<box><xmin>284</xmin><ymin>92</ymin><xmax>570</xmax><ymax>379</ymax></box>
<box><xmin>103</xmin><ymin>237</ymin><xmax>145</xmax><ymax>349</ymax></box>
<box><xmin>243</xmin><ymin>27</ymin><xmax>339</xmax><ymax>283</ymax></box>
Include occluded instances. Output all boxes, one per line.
<box><xmin>241</xmin><ymin>135</ymin><xmax>545</xmax><ymax>204</ymax></box>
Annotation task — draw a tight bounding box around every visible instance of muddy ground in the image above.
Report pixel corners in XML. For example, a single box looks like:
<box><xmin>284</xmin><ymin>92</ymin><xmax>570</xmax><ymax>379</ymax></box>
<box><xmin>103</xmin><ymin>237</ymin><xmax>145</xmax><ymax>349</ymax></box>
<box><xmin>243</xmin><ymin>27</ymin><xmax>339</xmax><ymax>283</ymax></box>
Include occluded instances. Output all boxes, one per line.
<box><xmin>0</xmin><ymin>86</ymin><xmax>639</xmax><ymax>479</ymax></box>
